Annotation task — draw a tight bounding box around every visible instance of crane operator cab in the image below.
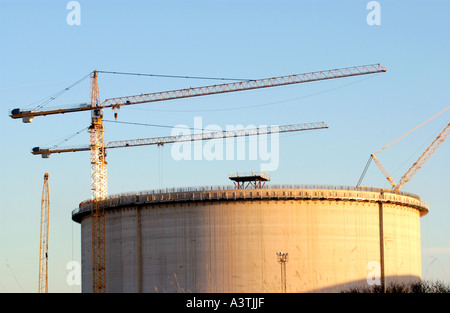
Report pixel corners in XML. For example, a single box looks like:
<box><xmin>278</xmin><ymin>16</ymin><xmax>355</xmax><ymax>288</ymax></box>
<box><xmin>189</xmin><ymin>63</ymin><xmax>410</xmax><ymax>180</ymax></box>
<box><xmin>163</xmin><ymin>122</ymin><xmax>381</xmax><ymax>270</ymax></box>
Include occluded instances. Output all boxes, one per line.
<box><xmin>92</xmin><ymin>108</ymin><xmax>104</xmax><ymax>120</ymax></box>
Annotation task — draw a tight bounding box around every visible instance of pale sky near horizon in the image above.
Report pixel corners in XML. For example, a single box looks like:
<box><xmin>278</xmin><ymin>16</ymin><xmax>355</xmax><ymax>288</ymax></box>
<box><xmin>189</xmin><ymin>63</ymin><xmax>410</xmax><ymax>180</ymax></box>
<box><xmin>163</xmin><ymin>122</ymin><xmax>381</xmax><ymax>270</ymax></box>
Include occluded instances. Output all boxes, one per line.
<box><xmin>1</xmin><ymin>0</ymin><xmax>449</xmax><ymax>292</ymax></box>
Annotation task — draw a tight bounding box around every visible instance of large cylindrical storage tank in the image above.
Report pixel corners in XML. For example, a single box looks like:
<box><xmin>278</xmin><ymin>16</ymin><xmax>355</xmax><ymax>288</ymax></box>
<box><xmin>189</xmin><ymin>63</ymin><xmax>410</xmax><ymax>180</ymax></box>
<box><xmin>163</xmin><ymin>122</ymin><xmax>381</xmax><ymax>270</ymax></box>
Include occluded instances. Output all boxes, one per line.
<box><xmin>72</xmin><ymin>185</ymin><xmax>428</xmax><ymax>293</ymax></box>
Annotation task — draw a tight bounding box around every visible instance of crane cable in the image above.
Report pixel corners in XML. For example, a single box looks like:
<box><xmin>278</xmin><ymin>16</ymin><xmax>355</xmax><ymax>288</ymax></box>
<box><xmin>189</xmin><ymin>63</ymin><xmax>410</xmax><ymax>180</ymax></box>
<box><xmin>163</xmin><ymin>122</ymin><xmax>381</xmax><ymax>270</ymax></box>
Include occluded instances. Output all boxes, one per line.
<box><xmin>356</xmin><ymin>155</ymin><xmax>373</xmax><ymax>187</ymax></box>
<box><xmin>127</xmin><ymin>75</ymin><xmax>379</xmax><ymax>113</ymax></box>
<box><xmin>103</xmin><ymin>119</ymin><xmax>207</xmax><ymax>132</ymax></box>
<box><xmin>29</xmin><ymin>69</ymin><xmax>378</xmax><ymax>113</ymax></box>
<box><xmin>31</xmin><ymin>72</ymin><xmax>92</xmax><ymax>111</ymax></box>
<box><xmin>29</xmin><ymin>70</ymin><xmax>250</xmax><ymax>112</ymax></box>
<box><xmin>96</xmin><ymin>70</ymin><xmax>252</xmax><ymax>81</ymax></box>
<box><xmin>373</xmin><ymin>106</ymin><xmax>450</xmax><ymax>156</ymax></box>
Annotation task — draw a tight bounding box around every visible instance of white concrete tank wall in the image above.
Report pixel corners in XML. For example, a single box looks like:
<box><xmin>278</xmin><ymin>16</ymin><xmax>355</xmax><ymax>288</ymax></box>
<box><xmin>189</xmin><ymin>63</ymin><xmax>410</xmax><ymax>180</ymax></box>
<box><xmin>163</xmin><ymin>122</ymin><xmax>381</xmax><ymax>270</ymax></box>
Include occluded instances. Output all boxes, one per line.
<box><xmin>73</xmin><ymin>186</ymin><xmax>428</xmax><ymax>293</ymax></box>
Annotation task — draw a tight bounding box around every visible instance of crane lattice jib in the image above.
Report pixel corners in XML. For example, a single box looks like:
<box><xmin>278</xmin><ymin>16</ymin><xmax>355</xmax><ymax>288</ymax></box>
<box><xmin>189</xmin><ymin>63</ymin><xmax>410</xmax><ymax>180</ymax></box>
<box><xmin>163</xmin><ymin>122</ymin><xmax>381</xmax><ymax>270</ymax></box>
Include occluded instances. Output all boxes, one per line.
<box><xmin>31</xmin><ymin>122</ymin><xmax>329</xmax><ymax>156</ymax></box>
<box><xmin>106</xmin><ymin>122</ymin><xmax>328</xmax><ymax>149</ymax></box>
<box><xmin>395</xmin><ymin>122</ymin><xmax>450</xmax><ymax>192</ymax></box>
<box><xmin>10</xmin><ymin>64</ymin><xmax>385</xmax><ymax>120</ymax></box>
<box><xmin>90</xmin><ymin>71</ymin><xmax>107</xmax><ymax>293</ymax></box>
<box><xmin>103</xmin><ymin>64</ymin><xmax>386</xmax><ymax>109</ymax></box>
<box><xmin>371</xmin><ymin>154</ymin><xmax>397</xmax><ymax>189</ymax></box>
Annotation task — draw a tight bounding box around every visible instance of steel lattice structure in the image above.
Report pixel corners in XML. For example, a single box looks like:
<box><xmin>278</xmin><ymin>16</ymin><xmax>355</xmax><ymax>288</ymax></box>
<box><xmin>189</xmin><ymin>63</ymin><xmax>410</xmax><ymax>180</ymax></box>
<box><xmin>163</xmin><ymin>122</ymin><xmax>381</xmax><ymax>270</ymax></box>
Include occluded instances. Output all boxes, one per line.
<box><xmin>38</xmin><ymin>173</ymin><xmax>50</xmax><ymax>293</ymax></box>
<box><xmin>276</xmin><ymin>252</ymin><xmax>288</xmax><ymax>293</ymax></box>
<box><xmin>11</xmin><ymin>64</ymin><xmax>385</xmax><ymax>292</ymax></box>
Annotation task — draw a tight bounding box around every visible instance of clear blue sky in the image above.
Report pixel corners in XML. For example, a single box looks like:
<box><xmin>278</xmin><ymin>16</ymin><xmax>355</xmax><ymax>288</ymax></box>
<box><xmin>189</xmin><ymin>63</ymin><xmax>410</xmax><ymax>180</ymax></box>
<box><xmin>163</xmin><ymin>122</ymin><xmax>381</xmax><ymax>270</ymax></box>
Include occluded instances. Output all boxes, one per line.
<box><xmin>1</xmin><ymin>0</ymin><xmax>449</xmax><ymax>292</ymax></box>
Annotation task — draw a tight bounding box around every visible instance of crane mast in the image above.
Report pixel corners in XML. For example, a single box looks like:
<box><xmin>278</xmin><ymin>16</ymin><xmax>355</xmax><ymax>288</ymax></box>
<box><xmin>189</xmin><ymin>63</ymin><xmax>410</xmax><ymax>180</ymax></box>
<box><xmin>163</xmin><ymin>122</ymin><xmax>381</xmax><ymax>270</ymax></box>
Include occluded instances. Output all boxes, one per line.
<box><xmin>11</xmin><ymin>64</ymin><xmax>385</xmax><ymax>293</ymax></box>
<box><xmin>38</xmin><ymin>173</ymin><xmax>50</xmax><ymax>293</ymax></box>
<box><xmin>89</xmin><ymin>71</ymin><xmax>108</xmax><ymax>293</ymax></box>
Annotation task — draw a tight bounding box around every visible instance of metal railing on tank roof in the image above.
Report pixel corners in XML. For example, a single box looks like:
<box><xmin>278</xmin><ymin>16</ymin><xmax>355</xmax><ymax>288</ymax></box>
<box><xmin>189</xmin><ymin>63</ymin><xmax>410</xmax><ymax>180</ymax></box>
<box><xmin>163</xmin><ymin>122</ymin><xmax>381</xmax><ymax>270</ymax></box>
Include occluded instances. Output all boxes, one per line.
<box><xmin>73</xmin><ymin>184</ymin><xmax>428</xmax><ymax>221</ymax></box>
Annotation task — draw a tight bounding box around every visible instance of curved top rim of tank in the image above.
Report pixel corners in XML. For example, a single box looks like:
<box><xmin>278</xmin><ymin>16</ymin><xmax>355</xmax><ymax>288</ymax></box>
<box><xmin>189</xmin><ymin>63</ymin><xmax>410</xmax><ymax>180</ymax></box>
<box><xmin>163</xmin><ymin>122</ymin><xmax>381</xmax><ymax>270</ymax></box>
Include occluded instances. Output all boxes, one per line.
<box><xmin>71</xmin><ymin>184</ymin><xmax>429</xmax><ymax>223</ymax></box>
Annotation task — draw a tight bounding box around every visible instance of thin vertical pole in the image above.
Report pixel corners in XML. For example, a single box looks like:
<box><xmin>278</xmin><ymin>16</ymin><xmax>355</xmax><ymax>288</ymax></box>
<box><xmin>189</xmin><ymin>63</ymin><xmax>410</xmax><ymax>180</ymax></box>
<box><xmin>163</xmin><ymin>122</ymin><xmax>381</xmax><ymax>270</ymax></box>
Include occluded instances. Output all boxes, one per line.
<box><xmin>378</xmin><ymin>195</ymin><xmax>386</xmax><ymax>293</ymax></box>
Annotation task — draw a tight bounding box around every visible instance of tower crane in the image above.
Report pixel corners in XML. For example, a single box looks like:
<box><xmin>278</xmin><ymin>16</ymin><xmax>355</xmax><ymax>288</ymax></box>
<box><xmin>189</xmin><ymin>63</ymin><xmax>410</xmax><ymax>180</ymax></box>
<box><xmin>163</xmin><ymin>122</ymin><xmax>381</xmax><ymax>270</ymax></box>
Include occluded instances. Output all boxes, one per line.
<box><xmin>31</xmin><ymin>122</ymin><xmax>329</xmax><ymax>157</ymax></box>
<box><xmin>357</xmin><ymin>106</ymin><xmax>450</xmax><ymax>192</ymax></box>
<box><xmin>38</xmin><ymin>173</ymin><xmax>50</xmax><ymax>293</ymax></box>
<box><xmin>10</xmin><ymin>63</ymin><xmax>386</xmax><ymax>292</ymax></box>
